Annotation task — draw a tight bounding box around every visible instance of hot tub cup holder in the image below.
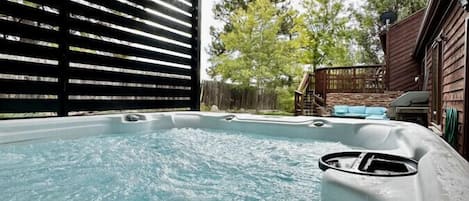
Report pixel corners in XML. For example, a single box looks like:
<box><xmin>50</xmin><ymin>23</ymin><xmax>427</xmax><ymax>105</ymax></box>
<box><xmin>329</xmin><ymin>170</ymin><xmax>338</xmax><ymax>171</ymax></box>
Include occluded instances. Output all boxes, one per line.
<box><xmin>319</xmin><ymin>152</ymin><xmax>418</xmax><ymax>177</ymax></box>
<box><xmin>224</xmin><ymin>115</ymin><xmax>236</xmax><ymax>121</ymax></box>
<box><xmin>124</xmin><ymin>114</ymin><xmax>147</xmax><ymax>122</ymax></box>
<box><xmin>311</xmin><ymin>120</ymin><xmax>326</xmax><ymax>127</ymax></box>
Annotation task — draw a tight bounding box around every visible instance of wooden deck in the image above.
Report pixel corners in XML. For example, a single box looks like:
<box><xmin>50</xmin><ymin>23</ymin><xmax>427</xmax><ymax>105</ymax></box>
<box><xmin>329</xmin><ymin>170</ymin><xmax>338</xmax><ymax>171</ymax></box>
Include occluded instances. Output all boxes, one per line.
<box><xmin>294</xmin><ymin>65</ymin><xmax>386</xmax><ymax>116</ymax></box>
<box><xmin>314</xmin><ymin>65</ymin><xmax>386</xmax><ymax>102</ymax></box>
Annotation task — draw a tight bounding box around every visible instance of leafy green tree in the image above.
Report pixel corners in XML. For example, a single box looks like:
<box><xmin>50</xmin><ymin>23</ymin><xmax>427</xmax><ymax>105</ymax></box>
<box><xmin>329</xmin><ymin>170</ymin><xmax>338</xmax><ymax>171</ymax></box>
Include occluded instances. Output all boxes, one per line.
<box><xmin>209</xmin><ymin>0</ymin><xmax>303</xmax><ymax>112</ymax></box>
<box><xmin>209</xmin><ymin>0</ymin><xmax>291</xmax><ymax>57</ymax></box>
<box><xmin>352</xmin><ymin>0</ymin><xmax>427</xmax><ymax>64</ymax></box>
<box><xmin>296</xmin><ymin>0</ymin><xmax>354</xmax><ymax>71</ymax></box>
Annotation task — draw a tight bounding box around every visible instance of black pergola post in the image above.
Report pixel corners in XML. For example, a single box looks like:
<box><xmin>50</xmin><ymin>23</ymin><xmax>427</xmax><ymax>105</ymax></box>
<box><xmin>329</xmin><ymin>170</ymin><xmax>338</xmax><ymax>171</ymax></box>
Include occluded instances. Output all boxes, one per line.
<box><xmin>58</xmin><ymin>1</ymin><xmax>70</xmax><ymax>117</ymax></box>
<box><xmin>190</xmin><ymin>0</ymin><xmax>201</xmax><ymax>111</ymax></box>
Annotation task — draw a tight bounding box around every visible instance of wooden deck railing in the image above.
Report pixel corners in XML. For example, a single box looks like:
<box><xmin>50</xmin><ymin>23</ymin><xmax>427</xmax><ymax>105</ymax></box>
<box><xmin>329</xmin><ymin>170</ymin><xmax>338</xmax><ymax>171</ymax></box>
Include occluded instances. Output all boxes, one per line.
<box><xmin>314</xmin><ymin>65</ymin><xmax>386</xmax><ymax>102</ymax></box>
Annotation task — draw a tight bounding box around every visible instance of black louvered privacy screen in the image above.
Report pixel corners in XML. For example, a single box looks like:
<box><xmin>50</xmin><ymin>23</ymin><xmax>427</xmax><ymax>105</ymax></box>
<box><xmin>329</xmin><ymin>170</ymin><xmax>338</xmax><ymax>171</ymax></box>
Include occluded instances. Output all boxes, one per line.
<box><xmin>0</xmin><ymin>0</ymin><xmax>200</xmax><ymax>117</ymax></box>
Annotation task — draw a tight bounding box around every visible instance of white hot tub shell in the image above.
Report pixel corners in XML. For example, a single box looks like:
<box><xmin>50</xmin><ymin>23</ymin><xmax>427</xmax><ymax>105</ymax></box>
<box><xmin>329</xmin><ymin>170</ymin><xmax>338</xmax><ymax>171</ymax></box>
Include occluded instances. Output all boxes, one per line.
<box><xmin>0</xmin><ymin>112</ymin><xmax>468</xmax><ymax>201</ymax></box>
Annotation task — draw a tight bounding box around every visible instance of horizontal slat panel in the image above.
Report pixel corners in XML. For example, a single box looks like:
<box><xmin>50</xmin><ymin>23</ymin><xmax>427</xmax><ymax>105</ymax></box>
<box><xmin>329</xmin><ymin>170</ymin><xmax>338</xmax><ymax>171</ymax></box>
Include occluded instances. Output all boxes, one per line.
<box><xmin>69</xmin><ymin>67</ymin><xmax>192</xmax><ymax>86</ymax></box>
<box><xmin>160</xmin><ymin>0</ymin><xmax>192</xmax><ymax>13</ymax></box>
<box><xmin>69</xmin><ymin>51</ymin><xmax>191</xmax><ymax>76</ymax></box>
<box><xmin>0</xmin><ymin>59</ymin><xmax>59</xmax><ymax>77</ymax></box>
<box><xmin>69</xmin><ymin>18</ymin><xmax>191</xmax><ymax>55</ymax></box>
<box><xmin>0</xmin><ymin>99</ymin><xmax>59</xmax><ymax>113</ymax></box>
<box><xmin>69</xmin><ymin>1</ymin><xmax>191</xmax><ymax>44</ymax></box>
<box><xmin>0</xmin><ymin>19</ymin><xmax>59</xmax><ymax>43</ymax></box>
<box><xmin>68</xmin><ymin>100</ymin><xmax>191</xmax><ymax>111</ymax></box>
<box><xmin>0</xmin><ymin>0</ymin><xmax>198</xmax><ymax>115</ymax></box>
<box><xmin>27</xmin><ymin>0</ymin><xmax>61</xmax><ymax>9</ymax></box>
<box><xmin>68</xmin><ymin>83</ymin><xmax>191</xmax><ymax>97</ymax></box>
<box><xmin>85</xmin><ymin>0</ymin><xmax>191</xmax><ymax>33</ymax></box>
<box><xmin>0</xmin><ymin>79</ymin><xmax>58</xmax><ymax>94</ymax></box>
<box><xmin>0</xmin><ymin>1</ymin><xmax>59</xmax><ymax>26</ymax></box>
<box><xmin>68</xmin><ymin>35</ymin><xmax>191</xmax><ymax>65</ymax></box>
<box><xmin>126</xmin><ymin>0</ymin><xmax>191</xmax><ymax>23</ymax></box>
<box><xmin>0</xmin><ymin>39</ymin><xmax>59</xmax><ymax>60</ymax></box>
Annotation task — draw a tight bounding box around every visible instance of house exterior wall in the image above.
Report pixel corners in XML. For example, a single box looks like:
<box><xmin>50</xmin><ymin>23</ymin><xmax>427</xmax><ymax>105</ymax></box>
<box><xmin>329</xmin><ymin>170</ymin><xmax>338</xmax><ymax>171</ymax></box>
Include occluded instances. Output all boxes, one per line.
<box><xmin>386</xmin><ymin>10</ymin><xmax>426</xmax><ymax>91</ymax></box>
<box><xmin>423</xmin><ymin>4</ymin><xmax>468</xmax><ymax>155</ymax></box>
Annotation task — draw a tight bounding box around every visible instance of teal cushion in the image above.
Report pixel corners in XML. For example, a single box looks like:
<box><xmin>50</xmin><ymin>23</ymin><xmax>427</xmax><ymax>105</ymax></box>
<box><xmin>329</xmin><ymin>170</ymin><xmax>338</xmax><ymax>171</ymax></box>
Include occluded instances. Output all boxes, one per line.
<box><xmin>333</xmin><ymin>105</ymin><xmax>349</xmax><ymax>114</ymax></box>
<box><xmin>346</xmin><ymin>113</ymin><xmax>367</xmax><ymax>118</ymax></box>
<box><xmin>366</xmin><ymin>114</ymin><xmax>388</xmax><ymax>120</ymax></box>
<box><xmin>365</xmin><ymin>107</ymin><xmax>387</xmax><ymax>115</ymax></box>
<box><xmin>348</xmin><ymin>106</ymin><xmax>366</xmax><ymax>114</ymax></box>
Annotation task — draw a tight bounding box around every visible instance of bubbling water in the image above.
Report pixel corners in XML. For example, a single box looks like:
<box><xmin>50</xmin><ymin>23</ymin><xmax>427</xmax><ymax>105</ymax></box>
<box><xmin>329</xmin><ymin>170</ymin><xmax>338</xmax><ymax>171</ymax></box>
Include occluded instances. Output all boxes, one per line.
<box><xmin>0</xmin><ymin>128</ymin><xmax>353</xmax><ymax>201</ymax></box>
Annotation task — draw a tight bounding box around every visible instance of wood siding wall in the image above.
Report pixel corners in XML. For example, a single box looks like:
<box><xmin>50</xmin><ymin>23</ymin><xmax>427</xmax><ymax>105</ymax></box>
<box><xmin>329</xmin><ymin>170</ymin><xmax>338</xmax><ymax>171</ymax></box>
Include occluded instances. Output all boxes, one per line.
<box><xmin>386</xmin><ymin>10</ymin><xmax>425</xmax><ymax>91</ymax></box>
<box><xmin>423</xmin><ymin>4</ymin><xmax>468</xmax><ymax>155</ymax></box>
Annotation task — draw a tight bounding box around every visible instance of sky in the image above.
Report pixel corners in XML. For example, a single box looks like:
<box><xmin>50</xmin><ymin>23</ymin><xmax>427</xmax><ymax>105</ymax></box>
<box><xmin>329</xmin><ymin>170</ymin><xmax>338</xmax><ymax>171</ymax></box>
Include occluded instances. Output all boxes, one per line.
<box><xmin>200</xmin><ymin>0</ymin><xmax>218</xmax><ymax>81</ymax></box>
<box><xmin>199</xmin><ymin>0</ymin><xmax>363</xmax><ymax>81</ymax></box>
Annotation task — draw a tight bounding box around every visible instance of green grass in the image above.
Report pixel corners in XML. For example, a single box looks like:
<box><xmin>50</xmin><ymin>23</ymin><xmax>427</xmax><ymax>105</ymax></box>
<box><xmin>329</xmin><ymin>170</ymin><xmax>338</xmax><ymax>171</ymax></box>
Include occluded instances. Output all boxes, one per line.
<box><xmin>256</xmin><ymin>111</ymin><xmax>294</xmax><ymax>116</ymax></box>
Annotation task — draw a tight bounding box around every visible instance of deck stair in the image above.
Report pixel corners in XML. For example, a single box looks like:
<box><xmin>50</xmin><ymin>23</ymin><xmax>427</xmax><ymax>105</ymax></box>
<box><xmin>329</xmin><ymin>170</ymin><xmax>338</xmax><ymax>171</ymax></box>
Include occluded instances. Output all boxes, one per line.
<box><xmin>303</xmin><ymin>90</ymin><xmax>325</xmax><ymax>116</ymax></box>
<box><xmin>294</xmin><ymin>73</ymin><xmax>326</xmax><ymax>116</ymax></box>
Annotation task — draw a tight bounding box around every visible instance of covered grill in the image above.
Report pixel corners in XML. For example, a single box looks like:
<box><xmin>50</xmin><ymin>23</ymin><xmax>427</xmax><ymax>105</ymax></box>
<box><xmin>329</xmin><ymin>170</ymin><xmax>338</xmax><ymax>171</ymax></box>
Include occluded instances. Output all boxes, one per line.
<box><xmin>390</xmin><ymin>91</ymin><xmax>430</xmax><ymax>127</ymax></box>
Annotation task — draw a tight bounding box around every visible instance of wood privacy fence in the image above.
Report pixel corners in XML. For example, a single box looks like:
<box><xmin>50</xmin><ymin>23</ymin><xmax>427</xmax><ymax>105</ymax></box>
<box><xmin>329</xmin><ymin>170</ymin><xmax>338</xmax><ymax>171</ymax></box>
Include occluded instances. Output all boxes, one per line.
<box><xmin>0</xmin><ymin>0</ymin><xmax>200</xmax><ymax>116</ymax></box>
<box><xmin>201</xmin><ymin>81</ymin><xmax>278</xmax><ymax>110</ymax></box>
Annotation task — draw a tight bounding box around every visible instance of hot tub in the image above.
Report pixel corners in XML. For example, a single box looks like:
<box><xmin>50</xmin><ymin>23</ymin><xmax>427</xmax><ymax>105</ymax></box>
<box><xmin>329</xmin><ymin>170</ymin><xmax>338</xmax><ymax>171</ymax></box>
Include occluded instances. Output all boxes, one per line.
<box><xmin>0</xmin><ymin>112</ymin><xmax>468</xmax><ymax>201</ymax></box>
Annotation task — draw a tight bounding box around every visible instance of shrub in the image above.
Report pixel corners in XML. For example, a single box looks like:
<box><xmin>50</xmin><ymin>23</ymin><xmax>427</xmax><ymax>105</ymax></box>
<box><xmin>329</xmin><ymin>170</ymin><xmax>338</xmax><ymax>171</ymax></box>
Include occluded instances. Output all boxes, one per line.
<box><xmin>276</xmin><ymin>87</ymin><xmax>295</xmax><ymax>113</ymax></box>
